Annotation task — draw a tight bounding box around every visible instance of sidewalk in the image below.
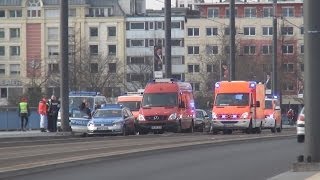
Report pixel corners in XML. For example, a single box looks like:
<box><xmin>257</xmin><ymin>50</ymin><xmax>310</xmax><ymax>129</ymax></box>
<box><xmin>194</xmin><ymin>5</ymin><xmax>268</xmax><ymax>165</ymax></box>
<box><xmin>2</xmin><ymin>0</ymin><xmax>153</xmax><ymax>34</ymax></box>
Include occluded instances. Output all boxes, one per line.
<box><xmin>0</xmin><ymin>130</ymin><xmax>71</xmax><ymax>140</ymax></box>
<box><xmin>269</xmin><ymin>171</ymin><xmax>320</xmax><ymax>180</ymax></box>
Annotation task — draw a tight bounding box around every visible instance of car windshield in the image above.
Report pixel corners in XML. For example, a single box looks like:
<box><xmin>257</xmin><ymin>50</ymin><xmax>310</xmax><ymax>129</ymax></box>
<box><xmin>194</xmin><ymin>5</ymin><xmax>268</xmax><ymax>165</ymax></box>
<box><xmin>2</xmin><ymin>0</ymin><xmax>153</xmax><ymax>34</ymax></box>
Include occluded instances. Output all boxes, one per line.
<box><xmin>93</xmin><ymin>109</ymin><xmax>122</xmax><ymax>118</ymax></box>
<box><xmin>120</xmin><ymin>101</ymin><xmax>141</xmax><ymax>111</ymax></box>
<box><xmin>70</xmin><ymin>110</ymin><xmax>89</xmax><ymax>118</ymax></box>
<box><xmin>196</xmin><ymin>111</ymin><xmax>204</xmax><ymax>118</ymax></box>
<box><xmin>142</xmin><ymin>93</ymin><xmax>178</xmax><ymax>107</ymax></box>
<box><xmin>215</xmin><ymin>93</ymin><xmax>249</xmax><ymax>106</ymax></box>
<box><xmin>265</xmin><ymin>100</ymin><xmax>273</xmax><ymax>109</ymax></box>
<box><xmin>69</xmin><ymin>97</ymin><xmax>94</xmax><ymax>110</ymax></box>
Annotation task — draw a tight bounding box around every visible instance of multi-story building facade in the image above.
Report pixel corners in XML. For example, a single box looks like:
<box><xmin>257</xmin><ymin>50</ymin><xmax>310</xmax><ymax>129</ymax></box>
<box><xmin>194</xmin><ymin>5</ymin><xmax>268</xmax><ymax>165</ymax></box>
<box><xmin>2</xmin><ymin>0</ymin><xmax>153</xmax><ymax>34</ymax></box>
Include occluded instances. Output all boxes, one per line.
<box><xmin>176</xmin><ymin>0</ymin><xmax>205</xmax><ymax>10</ymax></box>
<box><xmin>0</xmin><ymin>0</ymin><xmax>146</xmax><ymax>105</ymax></box>
<box><xmin>125</xmin><ymin>9</ymin><xmax>188</xmax><ymax>91</ymax></box>
<box><xmin>184</xmin><ymin>0</ymin><xmax>303</xmax><ymax>109</ymax></box>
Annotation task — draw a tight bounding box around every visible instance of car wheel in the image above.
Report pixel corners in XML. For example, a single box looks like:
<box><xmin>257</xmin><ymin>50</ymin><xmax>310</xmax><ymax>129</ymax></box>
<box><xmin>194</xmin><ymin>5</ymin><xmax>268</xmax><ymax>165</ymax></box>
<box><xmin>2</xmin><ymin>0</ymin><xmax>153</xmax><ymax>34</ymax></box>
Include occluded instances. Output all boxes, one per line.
<box><xmin>255</xmin><ymin>123</ymin><xmax>262</xmax><ymax>134</ymax></box>
<box><xmin>276</xmin><ymin>122</ymin><xmax>282</xmax><ymax>133</ymax></box>
<box><xmin>297</xmin><ymin>135</ymin><xmax>305</xmax><ymax>143</ymax></box>
<box><xmin>223</xmin><ymin>129</ymin><xmax>232</xmax><ymax>135</ymax></box>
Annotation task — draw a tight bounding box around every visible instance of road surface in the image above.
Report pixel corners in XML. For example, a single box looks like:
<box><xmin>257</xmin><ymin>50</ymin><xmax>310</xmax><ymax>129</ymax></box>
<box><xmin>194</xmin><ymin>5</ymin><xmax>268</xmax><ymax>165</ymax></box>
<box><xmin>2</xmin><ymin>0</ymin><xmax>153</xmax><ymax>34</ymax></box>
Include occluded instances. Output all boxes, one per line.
<box><xmin>7</xmin><ymin>136</ymin><xmax>302</xmax><ymax>180</ymax></box>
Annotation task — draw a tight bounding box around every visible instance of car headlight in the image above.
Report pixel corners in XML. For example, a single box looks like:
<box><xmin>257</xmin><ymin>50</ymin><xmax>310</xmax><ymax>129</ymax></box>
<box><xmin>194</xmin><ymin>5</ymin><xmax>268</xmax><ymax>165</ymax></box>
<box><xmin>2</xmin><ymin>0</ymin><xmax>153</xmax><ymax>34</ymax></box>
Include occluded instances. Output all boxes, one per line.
<box><xmin>241</xmin><ymin>112</ymin><xmax>249</xmax><ymax>119</ymax></box>
<box><xmin>113</xmin><ymin>121</ymin><xmax>124</xmax><ymax>127</ymax></box>
<box><xmin>168</xmin><ymin>113</ymin><xmax>177</xmax><ymax>120</ymax></box>
<box><xmin>212</xmin><ymin>112</ymin><xmax>217</xmax><ymax>119</ymax></box>
<box><xmin>87</xmin><ymin>121</ymin><xmax>95</xmax><ymax>127</ymax></box>
<box><xmin>138</xmin><ymin>114</ymin><xmax>145</xmax><ymax>121</ymax></box>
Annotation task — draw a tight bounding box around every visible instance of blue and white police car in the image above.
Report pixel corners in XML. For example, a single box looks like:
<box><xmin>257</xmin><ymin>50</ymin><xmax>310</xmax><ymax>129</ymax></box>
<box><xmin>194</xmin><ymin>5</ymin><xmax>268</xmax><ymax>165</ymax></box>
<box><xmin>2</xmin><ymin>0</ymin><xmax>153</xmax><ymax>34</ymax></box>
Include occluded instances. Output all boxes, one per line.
<box><xmin>87</xmin><ymin>104</ymin><xmax>136</xmax><ymax>136</ymax></box>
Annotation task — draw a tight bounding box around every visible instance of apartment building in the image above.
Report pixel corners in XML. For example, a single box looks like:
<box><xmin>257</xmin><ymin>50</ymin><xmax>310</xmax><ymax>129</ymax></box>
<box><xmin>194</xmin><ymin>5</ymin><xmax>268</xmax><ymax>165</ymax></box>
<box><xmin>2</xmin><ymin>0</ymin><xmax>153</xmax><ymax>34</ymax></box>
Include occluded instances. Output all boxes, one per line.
<box><xmin>125</xmin><ymin>9</ymin><xmax>187</xmax><ymax>91</ymax></box>
<box><xmin>0</xmin><ymin>0</ymin><xmax>142</xmax><ymax>105</ymax></box>
<box><xmin>185</xmin><ymin>0</ymin><xmax>303</xmax><ymax>107</ymax></box>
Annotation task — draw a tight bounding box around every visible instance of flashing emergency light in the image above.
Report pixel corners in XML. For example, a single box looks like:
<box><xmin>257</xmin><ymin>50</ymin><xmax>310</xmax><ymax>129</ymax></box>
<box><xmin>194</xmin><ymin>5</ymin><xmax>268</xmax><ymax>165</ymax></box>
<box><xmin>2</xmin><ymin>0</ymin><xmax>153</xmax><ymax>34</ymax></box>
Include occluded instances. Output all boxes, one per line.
<box><xmin>249</xmin><ymin>82</ymin><xmax>256</xmax><ymax>88</ymax></box>
<box><xmin>69</xmin><ymin>91</ymin><xmax>100</xmax><ymax>96</ymax></box>
<box><xmin>273</xmin><ymin>95</ymin><xmax>278</xmax><ymax>99</ymax></box>
<box><xmin>215</xmin><ymin>82</ymin><xmax>220</xmax><ymax>88</ymax></box>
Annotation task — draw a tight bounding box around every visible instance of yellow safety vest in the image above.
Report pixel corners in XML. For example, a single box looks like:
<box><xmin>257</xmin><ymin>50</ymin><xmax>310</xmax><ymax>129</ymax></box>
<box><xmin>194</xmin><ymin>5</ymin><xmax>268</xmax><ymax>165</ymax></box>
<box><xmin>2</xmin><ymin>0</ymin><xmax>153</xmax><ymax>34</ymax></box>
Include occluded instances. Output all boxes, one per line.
<box><xmin>19</xmin><ymin>102</ymin><xmax>28</xmax><ymax>113</ymax></box>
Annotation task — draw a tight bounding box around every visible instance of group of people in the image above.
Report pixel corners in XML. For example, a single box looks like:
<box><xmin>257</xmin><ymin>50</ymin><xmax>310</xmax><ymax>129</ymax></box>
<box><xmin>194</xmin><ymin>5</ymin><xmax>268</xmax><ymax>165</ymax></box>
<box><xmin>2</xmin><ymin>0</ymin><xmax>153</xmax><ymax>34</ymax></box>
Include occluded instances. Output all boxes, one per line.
<box><xmin>18</xmin><ymin>95</ymin><xmax>60</xmax><ymax>132</ymax></box>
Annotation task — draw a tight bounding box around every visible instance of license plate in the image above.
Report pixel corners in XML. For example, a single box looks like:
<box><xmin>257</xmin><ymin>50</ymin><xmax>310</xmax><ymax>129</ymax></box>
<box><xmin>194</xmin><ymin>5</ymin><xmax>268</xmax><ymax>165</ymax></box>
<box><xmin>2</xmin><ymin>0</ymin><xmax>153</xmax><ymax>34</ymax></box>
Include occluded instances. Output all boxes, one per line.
<box><xmin>97</xmin><ymin>127</ymin><xmax>109</xmax><ymax>130</ymax></box>
<box><xmin>224</xmin><ymin>124</ymin><xmax>233</xmax><ymax>127</ymax></box>
<box><xmin>151</xmin><ymin>126</ymin><xmax>162</xmax><ymax>130</ymax></box>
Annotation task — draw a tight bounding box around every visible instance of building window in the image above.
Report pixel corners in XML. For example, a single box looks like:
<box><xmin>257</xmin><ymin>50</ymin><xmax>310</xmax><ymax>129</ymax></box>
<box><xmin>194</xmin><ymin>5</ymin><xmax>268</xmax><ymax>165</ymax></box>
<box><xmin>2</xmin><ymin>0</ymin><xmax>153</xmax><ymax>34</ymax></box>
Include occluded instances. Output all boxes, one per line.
<box><xmin>48</xmin><ymin>45</ymin><xmax>59</xmax><ymax>57</ymax></box>
<box><xmin>0</xmin><ymin>64</ymin><xmax>5</xmax><ymax>75</ymax></box>
<box><xmin>0</xmin><ymin>46</ymin><xmax>4</xmax><ymax>56</ymax></box>
<box><xmin>0</xmin><ymin>28</ymin><xmax>4</xmax><ymax>38</ymax></box>
<box><xmin>48</xmin><ymin>63</ymin><xmax>59</xmax><ymax>73</ymax></box>
<box><xmin>208</xmin><ymin>8</ymin><xmax>219</xmax><ymax>18</ymax></box>
<box><xmin>188</xmin><ymin>64</ymin><xmax>200</xmax><ymax>73</ymax></box>
<box><xmin>282</xmin><ymin>63</ymin><xmax>294</xmax><ymax>73</ymax></box>
<box><xmin>224</xmin><ymin>27</ymin><xmax>230</xmax><ymax>35</ymax></box>
<box><xmin>10</xmin><ymin>46</ymin><xmax>20</xmax><ymax>56</ymax></box>
<box><xmin>90</xmin><ymin>27</ymin><xmax>98</xmax><ymax>37</ymax></box>
<box><xmin>127</xmin><ymin>74</ymin><xmax>145</xmax><ymax>82</ymax></box>
<box><xmin>88</xmin><ymin>8</ymin><xmax>105</xmax><ymax>17</ymax></box>
<box><xmin>225</xmin><ymin>8</ymin><xmax>237</xmax><ymax>18</ymax></box>
<box><xmin>282</xmin><ymin>45</ymin><xmax>294</xmax><ymax>54</ymax></box>
<box><xmin>172</xmin><ymin>74</ymin><xmax>184</xmax><ymax>81</ymax></box>
<box><xmin>300</xmin><ymin>27</ymin><xmax>304</xmax><ymax>34</ymax></box>
<box><xmin>243</xmin><ymin>45</ymin><xmax>256</xmax><ymax>55</ymax></box>
<box><xmin>108</xmin><ymin>45</ymin><xmax>116</xmax><ymax>55</ymax></box>
<box><xmin>301</xmin><ymin>63</ymin><xmax>304</xmax><ymax>72</ymax></box>
<box><xmin>10</xmin><ymin>28</ymin><xmax>20</xmax><ymax>38</ymax></box>
<box><xmin>282</xmin><ymin>7</ymin><xmax>294</xmax><ymax>17</ymax></box>
<box><xmin>108</xmin><ymin>63</ymin><xmax>116</xmax><ymax>73</ymax></box>
<box><xmin>69</xmin><ymin>8</ymin><xmax>76</xmax><ymax>17</ymax></box>
<box><xmin>207</xmin><ymin>64</ymin><xmax>215</xmax><ymax>73</ymax></box>
<box><xmin>281</xmin><ymin>26</ymin><xmax>294</xmax><ymax>35</ymax></box>
<box><xmin>244</xmin><ymin>7</ymin><xmax>256</xmax><ymax>18</ymax></box>
<box><xmin>9</xmin><ymin>10</ymin><xmax>22</xmax><ymax>18</ymax></box>
<box><xmin>0</xmin><ymin>10</ymin><xmax>5</xmax><ymax>18</ymax></box>
<box><xmin>172</xmin><ymin>56</ymin><xmax>184</xmax><ymax>65</ymax></box>
<box><xmin>45</xmin><ymin>9</ymin><xmax>59</xmax><ymax>18</ymax></box>
<box><xmin>10</xmin><ymin>64</ymin><xmax>20</xmax><ymax>75</ymax></box>
<box><xmin>89</xmin><ymin>45</ymin><xmax>98</xmax><ymax>56</ymax></box>
<box><xmin>171</xmin><ymin>39</ymin><xmax>183</xmax><ymax>47</ymax></box>
<box><xmin>0</xmin><ymin>88</ymin><xmax>7</xmax><ymax>98</ymax></box>
<box><xmin>48</xmin><ymin>27</ymin><xmax>58</xmax><ymax>41</ymax></box>
<box><xmin>262</xmin><ymin>45</ymin><xmax>273</xmax><ymax>55</ymax></box>
<box><xmin>282</xmin><ymin>82</ymin><xmax>294</xmax><ymax>91</ymax></box>
<box><xmin>130</xmin><ymin>40</ymin><xmax>144</xmax><ymax>47</ymax></box>
<box><xmin>262</xmin><ymin>27</ymin><xmax>273</xmax><ymax>36</ymax></box>
<box><xmin>301</xmin><ymin>44</ymin><xmax>304</xmax><ymax>54</ymax></box>
<box><xmin>130</xmin><ymin>22</ymin><xmax>144</xmax><ymax>30</ymax></box>
<box><xmin>108</xmin><ymin>26</ymin><xmax>116</xmax><ymax>37</ymax></box>
<box><xmin>27</xmin><ymin>0</ymin><xmax>42</xmax><ymax>18</ymax></box>
<box><xmin>191</xmin><ymin>82</ymin><xmax>200</xmax><ymax>91</ymax></box>
<box><xmin>206</xmin><ymin>27</ymin><xmax>218</xmax><ymax>36</ymax></box>
<box><xmin>171</xmin><ymin>21</ymin><xmax>181</xmax><ymax>29</ymax></box>
<box><xmin>187</xmin><ymin>46</ymin><xmax>200</xmax><ymax>55</ymax></box>
<box><xmin>187</xmin><ymin>28</ymin><xmax>199</xmax><ymax>36</ymax></box>
<box><xmin>127</xmin><ymin>57</ymin><xmax>145</xmax><ymax>64</ymax></box>
<box><xmin>244</xmin><ymin>27</ymin><xmax>256</xmax><ymax>36</ymax></box>
<box><xmin>263</xmin><ymin>7</ymin><xmax>273</xmax><ymax>18</ymax></box>
<box><xmin>90</xmin><ymin>63</ymin><xmax>98</xmax><ymax>73</ymax></box>
<box><xmin>206</xmin><ymin>45</ymin><xmax>218</xmax><ymax>54</ymax></box>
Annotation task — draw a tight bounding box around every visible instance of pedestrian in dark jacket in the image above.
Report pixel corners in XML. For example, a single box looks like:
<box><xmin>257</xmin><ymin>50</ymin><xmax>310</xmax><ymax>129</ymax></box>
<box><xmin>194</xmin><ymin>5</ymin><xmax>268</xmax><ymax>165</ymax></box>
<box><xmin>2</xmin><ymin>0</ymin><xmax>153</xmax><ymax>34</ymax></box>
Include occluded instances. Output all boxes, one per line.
<box><xmin>47</xmin><ymin>95</ymin><xmax>60</xmax><ymax>132</ymax></box>
<box><xmin>18</xmin><ymin>97</ymin><xmax>30</xmax><ymax>131</ymax></box>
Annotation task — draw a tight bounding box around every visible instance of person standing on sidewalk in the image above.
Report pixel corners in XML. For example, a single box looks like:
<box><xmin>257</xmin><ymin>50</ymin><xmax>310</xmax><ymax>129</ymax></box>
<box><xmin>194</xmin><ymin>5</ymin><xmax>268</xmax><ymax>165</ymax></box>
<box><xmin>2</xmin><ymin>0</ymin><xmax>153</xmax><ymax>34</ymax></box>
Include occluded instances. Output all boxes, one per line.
<box><xmin>18</xmin><ymin>97</ymin><xmax>30</xmax><ymax>131</ymax></box>
<box><xmin>47</xmin><ymin>95</ymin><xmax>60</xmax><ymax>132</ymax></box>
<box><xmin>38</xmin><ymin>98</ymin><xmax>48</xmax><ymax>132</ymax></box>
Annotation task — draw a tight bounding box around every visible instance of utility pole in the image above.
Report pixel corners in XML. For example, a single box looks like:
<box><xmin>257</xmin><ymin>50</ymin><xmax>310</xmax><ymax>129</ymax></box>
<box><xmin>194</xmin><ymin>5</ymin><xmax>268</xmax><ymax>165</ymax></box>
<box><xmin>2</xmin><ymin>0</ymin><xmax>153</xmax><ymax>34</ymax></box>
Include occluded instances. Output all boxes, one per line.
<box><xmin>165</xmin><ymin>0</ymin><xmax>172</xmax><ymax>78</ymax></box>
<box><xmin>272</xmin><ymin>0</ymin><xmax>278</xmax><ymax>96</ymax></box>
<box><xmin>229</xmin><ymin>0</ymin><xmax>236</xmax><ymax>81</ymax></box>
<box><xmin>304</xmin><ymin>0</ymin><xmax>320</xmax><ymax>163</ymax></box>
<box><xmin>60</xmin><ymin>0</ymin><xmax>70</xmax><ymax>132</ymax></box>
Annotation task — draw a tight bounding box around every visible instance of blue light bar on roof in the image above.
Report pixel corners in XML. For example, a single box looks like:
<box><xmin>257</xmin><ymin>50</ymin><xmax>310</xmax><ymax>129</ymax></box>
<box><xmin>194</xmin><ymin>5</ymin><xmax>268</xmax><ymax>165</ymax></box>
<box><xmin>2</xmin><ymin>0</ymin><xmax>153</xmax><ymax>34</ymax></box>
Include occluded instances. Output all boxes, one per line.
<box><xmin>249</xmin><ymin>82</ymin><xmax>256</xmax><ymax>88</ymax></box>
<box><xmin>69</xmin><ymin>91</ymin><xmax>99</xmax><ymax>96</ymax></box>
<box><xmin>102</xmin><ymin>104</ymin><xmax>123</xmax><ymax>109</ymax></box>
<box><xmin>215</xmin><ymin>82</ymin><xmax>220</xmax><ymax>88</ymax></box>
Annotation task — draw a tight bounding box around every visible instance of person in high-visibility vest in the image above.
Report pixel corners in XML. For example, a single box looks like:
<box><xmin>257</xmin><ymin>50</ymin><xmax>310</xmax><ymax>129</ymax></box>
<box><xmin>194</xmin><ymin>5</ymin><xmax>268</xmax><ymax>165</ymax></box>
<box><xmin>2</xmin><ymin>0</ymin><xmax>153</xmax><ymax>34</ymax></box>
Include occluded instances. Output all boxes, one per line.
<box><xmin>18</xmin><ymin>97</ymin><xmax>30</xmax><ymax>131</ymax></box>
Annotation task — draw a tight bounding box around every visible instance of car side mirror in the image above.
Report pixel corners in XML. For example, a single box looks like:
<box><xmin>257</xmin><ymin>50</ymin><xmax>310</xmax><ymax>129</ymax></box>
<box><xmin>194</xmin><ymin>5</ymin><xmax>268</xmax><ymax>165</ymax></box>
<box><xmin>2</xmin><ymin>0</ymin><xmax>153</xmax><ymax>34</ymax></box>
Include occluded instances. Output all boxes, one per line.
<box><xmin>275</xmin><ymin>106</ymin><xmax>280</xmax><ymax>110</ymax></box>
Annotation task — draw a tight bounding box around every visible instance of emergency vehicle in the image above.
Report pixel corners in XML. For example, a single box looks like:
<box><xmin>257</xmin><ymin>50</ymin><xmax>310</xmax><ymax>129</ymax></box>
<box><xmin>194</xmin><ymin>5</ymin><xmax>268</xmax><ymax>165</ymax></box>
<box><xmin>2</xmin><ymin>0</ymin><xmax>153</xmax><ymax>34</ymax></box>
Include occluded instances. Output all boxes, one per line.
<box><xmin>136</xmin><ymin>79</ymin><xmax>195</xmax><ymax>134</ymax></box>
<box><xmin>57</xmin><ymin>91</ymin><xmax>107</xmax><ymax>131</ymax></box>
<box><xmin>117</xmin><ymin>89</ymin><xmax>144</xmax><ymax>119</ymax></box>
<box><xmin>262</xmin><ymin>96</ymin><xmax>282</xmax><ymax>133</ymax></box>
<box><xmin>211</xmin><ymin>81</ymin><xmax>265</xmax><ymax>134</ymax></box>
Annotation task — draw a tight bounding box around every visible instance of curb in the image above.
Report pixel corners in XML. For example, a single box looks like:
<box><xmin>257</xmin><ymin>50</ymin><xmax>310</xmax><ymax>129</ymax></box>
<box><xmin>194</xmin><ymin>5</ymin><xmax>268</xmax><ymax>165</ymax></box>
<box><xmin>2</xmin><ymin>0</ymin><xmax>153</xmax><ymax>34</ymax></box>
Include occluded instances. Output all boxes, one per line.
<box><xmin>0</xmin><ymin>134</ymin><xmax>295</xmax><ymax>179</ymax></box>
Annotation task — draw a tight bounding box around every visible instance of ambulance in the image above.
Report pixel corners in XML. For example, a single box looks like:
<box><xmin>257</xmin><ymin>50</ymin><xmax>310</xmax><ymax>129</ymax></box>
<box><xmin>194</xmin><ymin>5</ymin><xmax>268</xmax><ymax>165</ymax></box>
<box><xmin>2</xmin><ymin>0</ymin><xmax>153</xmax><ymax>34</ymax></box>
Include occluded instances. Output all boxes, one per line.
<box><xmin>211</xmin><ymin>81</ymin><xmax>265</xmax><ymax>134</ymax></box>
<box><xmin>136</xmin><ymin>79</ymin><xmax>195</xmax><ymax>134</ymax></box>
<box><xmin>262</xmin><ymin>96</ymin><xmax>282</xmax><ymax>133</ymax></box>
<box><xmin>117</xmin><ymin>89</ymin><xmax>144</xmax><ymax>119</ymax></box>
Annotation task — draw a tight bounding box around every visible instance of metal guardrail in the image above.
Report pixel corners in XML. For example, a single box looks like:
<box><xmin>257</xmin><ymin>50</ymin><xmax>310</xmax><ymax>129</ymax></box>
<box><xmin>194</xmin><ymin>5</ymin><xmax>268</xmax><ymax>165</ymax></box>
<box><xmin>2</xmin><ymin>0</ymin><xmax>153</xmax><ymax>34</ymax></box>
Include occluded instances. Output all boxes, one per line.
<box><xmin>0</xmin><ymin>107</ymin><xmax>40</xmax><ymax>131</ymax></box>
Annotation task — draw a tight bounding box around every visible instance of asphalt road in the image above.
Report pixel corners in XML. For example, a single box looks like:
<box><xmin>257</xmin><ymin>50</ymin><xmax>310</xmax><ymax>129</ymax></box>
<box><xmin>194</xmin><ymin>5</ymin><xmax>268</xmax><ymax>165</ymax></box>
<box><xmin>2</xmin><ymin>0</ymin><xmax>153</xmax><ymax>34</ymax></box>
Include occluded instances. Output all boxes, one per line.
<box><xmin>7</xmin><ymin>137</ymin><xmax>302</xmax><ymax>180</ymax></box>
